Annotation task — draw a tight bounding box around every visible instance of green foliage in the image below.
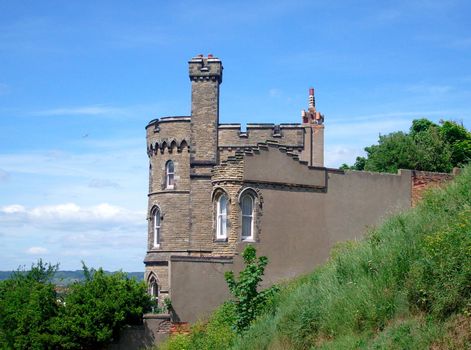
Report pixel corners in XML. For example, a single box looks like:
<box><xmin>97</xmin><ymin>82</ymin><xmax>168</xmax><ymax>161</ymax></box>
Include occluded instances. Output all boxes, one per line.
<box><xmin>233</xmin><ymin>165</ymin><xmax>471</xmax><ymax>349</ymax></box>
<box><xmin>340</xmin><ymin>156</ymin><xmax>366</xmax><ymax>171</ymax></box>
<box><xmin>53</xmin><ymin>263</ymin><xmax>151</xmax><ymax>349</ymax></box>
<box><xmin>406</xmin><ymin>203</ymin><xmax>471</xmax><ymax>318</ymax></box>
<box><xmin>344</xmin><ymin>118</ymin><xmax>471</xmax><ymax>173</ymax></box>
<box><xmin>225</xmin><ymin>245</ymin><xmax>278</xmax><ymax>332</ymax></box>
<box><xmin>0</xmin><ymin>261</ymin><xmax>151</xmax><ymax>350</ymax></box>
<box><xmin>0</xmin><ymin>260</ymin><xmax>59</xmax><ymax>350</ymax></box>
<box><xmin>364</xmin><ymin>131</ymin><xmax>416</xmax><ymax>173</ymax></box>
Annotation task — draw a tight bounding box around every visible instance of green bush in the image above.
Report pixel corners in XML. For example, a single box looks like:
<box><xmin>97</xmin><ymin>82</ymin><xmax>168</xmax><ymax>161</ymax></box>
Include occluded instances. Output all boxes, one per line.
<box><xmin>0</xmin><ymin>261</ymin><xmax>59</xmax><ymax>350</ymax></box>
<box><xmin>53</xmin><ymin>264</ymin><xmax>151</xmax><ymax>349</ymax></box>
<box><xmin>225</xmin><ymin>245</ymin><xmax>279</xmax><ymax>332</ymax></box>
<box><xmin>0</xmin><ymin>262</ymin><xmax>151</xmax><ymax>350</ymax></box>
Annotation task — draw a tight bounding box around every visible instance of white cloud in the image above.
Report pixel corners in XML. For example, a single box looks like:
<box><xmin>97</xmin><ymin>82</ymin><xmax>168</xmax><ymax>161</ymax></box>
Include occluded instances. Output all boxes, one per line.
<box><xmin>26</xmin><ymin>246</ymin><xmax>48</xmax><ymax>255</ymax></box>
<box><xmin>1</xmin><ymin>204</ymin><xmax>25</xmax><ymax>214</ymax></box>
<box><xmin>0</xmin><ymin>202</ymin><xmax>145</xmax><ymax>231</ymax></box>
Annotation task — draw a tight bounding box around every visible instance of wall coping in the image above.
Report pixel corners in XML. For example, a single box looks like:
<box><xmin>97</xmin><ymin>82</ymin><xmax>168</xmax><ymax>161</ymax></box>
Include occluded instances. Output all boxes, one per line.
<box><xmin>170</xmin><ymin>255</ymin><xmax>234</xmax><ymax>264</ymax></box>
<box><xmin>143</xmin><ymin>313</ymin><xmax>171</xmax><ymax>320</ymax></box>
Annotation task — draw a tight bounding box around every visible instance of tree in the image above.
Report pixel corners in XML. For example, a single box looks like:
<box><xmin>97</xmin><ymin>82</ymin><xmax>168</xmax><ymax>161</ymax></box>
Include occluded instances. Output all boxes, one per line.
<box><xmin>363</xmin><ymin>131</ymin><xmax>417</xmax><ymax>173</ymax></box>
<box><xmin>0</xmin><ymin>260</ymin><xmax>59</xmax><ymax>350</ymax></box>
<box><xmin>224</xmin><ymin>245</ymin><xmax>277</xmax><ymax>332</ymax></box>
<box><xmin>0</xmin><ymin>261</ymin><xmax>152</xmax><ymax>350</ymax></box>
<box><xmin>343</xmin><ymin>119</ymin><xmax>470</xmax><ymax>173</ymax></box>
<box><xmin>439</xmin><ymin>120</ymin><xmax>471</xmax><ymax>166</ymax></box>
<box><xmin>53</xmin><ymin>263</ymin><xmax>151</xmax><ymax>349</ymax></box>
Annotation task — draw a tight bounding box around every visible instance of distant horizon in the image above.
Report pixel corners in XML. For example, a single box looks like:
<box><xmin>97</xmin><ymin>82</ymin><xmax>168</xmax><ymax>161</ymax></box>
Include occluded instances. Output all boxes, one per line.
<box><xmin>1</xmin><ymin>1</ymin><xmax>470</xmax><ymax>271</ymax></box>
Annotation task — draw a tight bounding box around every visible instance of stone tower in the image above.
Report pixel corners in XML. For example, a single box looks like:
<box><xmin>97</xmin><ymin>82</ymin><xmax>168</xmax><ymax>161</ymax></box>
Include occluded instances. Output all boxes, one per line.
<box><xmin>144</xmin><ymin>55</ymin><xmax>223</xmax><ymax>303</ymax></box>
<box><xmin>189</xmin><ymin>54</ymin><xmax>223</xmax><ymax>165</ymax></box>
<box><xmin>300</xmin><ymin>88</ymin><xmax>324</xmax><ymax>167</ymax></box>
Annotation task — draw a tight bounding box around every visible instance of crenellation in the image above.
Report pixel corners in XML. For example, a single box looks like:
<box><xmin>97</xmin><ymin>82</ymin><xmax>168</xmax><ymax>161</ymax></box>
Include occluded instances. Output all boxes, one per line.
<box><xmin>218</xmin><ymin>123</ymin><xmax>304</xmax><ymax>149</ymax></box>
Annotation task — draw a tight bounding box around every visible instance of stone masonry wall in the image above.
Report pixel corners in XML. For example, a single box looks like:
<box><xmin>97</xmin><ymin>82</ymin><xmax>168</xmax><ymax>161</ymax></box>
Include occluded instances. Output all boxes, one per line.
<box><xmin>145</xmin><ymin>265</ymin><xmax>170</xmax><ymax>294</ymax></box>
<box><xmin>146</xmin><ymin>117</ymin><xmax>191</xmax><ymax>150</ymax></box>
<box><xmin>218</xmin><ymin>124</ymin><xmax>304</xmax><ymax>149</ymax></box>
<box><xmin>411</xmin><ymin>170</ymin><xmax>456</xmax><ymax>206</ymax></box>
<box><xmin>189</xmin><ymin>177</ymin><xmax>214</xmax><ymax>252</ymax></box>
<box><xmin>211</xmin><ymin>155</ymin><xmax>245</xmax><ymax>256</ymax></box>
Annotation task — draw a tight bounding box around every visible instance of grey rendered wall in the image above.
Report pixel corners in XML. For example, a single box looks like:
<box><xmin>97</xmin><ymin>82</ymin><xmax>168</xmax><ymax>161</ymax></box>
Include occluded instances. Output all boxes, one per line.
<box><xmin>170</xmin><ymin>257</ymin><xmax>233</xmax><ymax>323</ymax></box>
<box><xmin>240</xmin><ymin>169</ymin><xmax>412</xmax><ymax>288</ymax></box>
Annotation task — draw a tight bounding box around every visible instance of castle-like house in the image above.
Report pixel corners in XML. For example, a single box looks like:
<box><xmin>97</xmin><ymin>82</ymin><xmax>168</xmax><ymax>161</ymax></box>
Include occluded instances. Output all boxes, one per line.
<box><xmin>144</xmin><ymin>55</ymin><xmax>418</xmax><ymax>322</ymax></box>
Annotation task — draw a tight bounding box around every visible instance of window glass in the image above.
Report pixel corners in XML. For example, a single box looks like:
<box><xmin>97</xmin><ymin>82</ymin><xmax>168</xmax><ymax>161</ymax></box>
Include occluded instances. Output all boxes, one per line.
<box><xmin>166</xmin><ymin>161</ymin><xmax>175</xmax><ymax>188</ymax></box>
<box><xmin>217</xmin><ymin>194</ymin><xmax>228</xmax><ymax>239</ymax></box>
<box><xmin>153</xmin><ymin>208</ymin><xmax>160</xmax><ymax>247</ymax></box>
<box><xmin>241</xmin><ymin>195</ymin><xmax>253</xmax><ymax>239</ymax></box>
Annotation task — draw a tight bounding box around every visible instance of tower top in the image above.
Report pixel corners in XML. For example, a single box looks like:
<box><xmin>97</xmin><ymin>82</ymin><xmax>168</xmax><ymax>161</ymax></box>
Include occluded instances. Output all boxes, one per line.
<box><xmin>302</xmin><ymin>87</ymin><xmax>324</xmax><ymax>125</ymax></box>
<box><xmin>189</xmin><ymin>54</ymin><xmax>223</xmax><ymax>83</ymax></box>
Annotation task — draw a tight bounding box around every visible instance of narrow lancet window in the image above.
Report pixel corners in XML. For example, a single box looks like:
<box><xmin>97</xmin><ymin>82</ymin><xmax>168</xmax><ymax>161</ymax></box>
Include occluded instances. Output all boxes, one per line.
<box><xmin>166</xmin><ymin>160</ymin><xmax>175</xmax><ymax>189</ymax></box>
<box><xmin>241</xmin><ymin>194</ymin><xmax>254</xmax><ymax>240</ymax></box>
<box><xmin>153</xmin><ymin>208</ymin><xmax>161</xmax><ymax>248</ymax></box>
<box><xmin>216</xmin><ymin>194</ymin><xmax>228</xmax><ymax>239</ymax></box>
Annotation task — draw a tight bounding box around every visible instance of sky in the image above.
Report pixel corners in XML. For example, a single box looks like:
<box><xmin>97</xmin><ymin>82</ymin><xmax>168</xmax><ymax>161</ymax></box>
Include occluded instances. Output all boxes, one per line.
<box><xmin>1</xmin><ymin>0</ymin><xmax>470</xmax><ymax>272</ymax></box>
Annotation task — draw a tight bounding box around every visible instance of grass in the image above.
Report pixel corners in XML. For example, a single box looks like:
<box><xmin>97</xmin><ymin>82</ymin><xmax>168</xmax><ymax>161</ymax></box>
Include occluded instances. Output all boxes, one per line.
<box><xmin>158</xmin><ymin>165</ymin><xmax>471</xmax><ymax>350</ymax></box>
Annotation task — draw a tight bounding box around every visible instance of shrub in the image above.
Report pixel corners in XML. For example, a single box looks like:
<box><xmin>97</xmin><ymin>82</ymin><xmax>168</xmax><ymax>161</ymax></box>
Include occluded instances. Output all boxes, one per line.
<box><xmin>53</xmin><ymin>264</ymin><xmax>151</xmax><ymax>349</ymax></box>
<box><xmin>225</xmin><ymin>245</ymin><xmax>279</xmax><ymax>332</ymax></box>
<box><xmin>0</xmin><ymin>261</ymin><xmax>59</xmax><ymax>350</ymax></box>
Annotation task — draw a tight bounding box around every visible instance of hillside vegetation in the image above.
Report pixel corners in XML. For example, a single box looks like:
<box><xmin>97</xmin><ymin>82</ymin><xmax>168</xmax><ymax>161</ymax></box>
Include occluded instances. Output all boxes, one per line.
<box><xmin>160</xmin><ymin>165</ymin><xmax>471</xmax><ymax>350</ymax></box>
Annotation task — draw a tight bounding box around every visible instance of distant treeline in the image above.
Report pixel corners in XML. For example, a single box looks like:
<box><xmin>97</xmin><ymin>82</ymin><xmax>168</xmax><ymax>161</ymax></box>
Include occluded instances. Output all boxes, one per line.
<box><xmin>0</xmin><ymin>270</ymin><xmax>143</xmax><ymax>285</ymax></box>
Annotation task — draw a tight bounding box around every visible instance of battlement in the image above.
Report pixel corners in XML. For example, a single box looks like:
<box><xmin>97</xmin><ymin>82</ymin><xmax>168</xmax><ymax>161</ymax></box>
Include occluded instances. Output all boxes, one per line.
<box><xmin>189</xmin><ymin>54</ymin><xmax>223</xmax><ymax>83</ymax></box>
<box><xmin>218</xmin><ymin>123</ymin><xmax>305</xmax><ymax>149</ymax></box>
<box><xmin>146</xmin><ymin>116</ymin><xmax>191</xmax><ymax>156</ymax></box>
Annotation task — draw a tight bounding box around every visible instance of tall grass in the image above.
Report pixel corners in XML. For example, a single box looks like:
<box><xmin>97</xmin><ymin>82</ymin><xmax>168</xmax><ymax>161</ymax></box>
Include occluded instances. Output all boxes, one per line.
<box><xmin>160</xmin><ymin>165</ymin><xmax>471</xmax><ymax>349</ymax></box>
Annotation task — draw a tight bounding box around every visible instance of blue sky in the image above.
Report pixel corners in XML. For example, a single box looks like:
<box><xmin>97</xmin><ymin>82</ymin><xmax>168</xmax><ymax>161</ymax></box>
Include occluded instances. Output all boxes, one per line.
<box><xmin>1</xmin><ymin>0</ymin><xmax>470</xmax><ymax>271</ymax></box>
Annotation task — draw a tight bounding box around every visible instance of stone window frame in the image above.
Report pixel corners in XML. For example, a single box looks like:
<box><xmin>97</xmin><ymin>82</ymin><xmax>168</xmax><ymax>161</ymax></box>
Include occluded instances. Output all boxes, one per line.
<box><xmin>216</xmin><ymin>193</ymin><xmax>229</xmax><ymax>240</ymax></box>
<box><xmin>147</xmin><ymin>272</ymin><xmax>161</xmax><ymax>308</ymax></box>
<box><xmin>165</xmin><ymin>160</ymin><xmax>175</xmax><ymax>189</ymax></box>
<box><xmin>212</xmin><ymin>187</ymin><xmax>230</xmax><ymax>242</ymax></box>
<box><xmin>237</xmin><ymin>187</ymin><xmax>263</xmax><ymax>242</ymax></box>
<box><xmin>148</xmin><ymin>273</ymin><xmax>160</xmax><ymax>298</ymax></box>
<box><xmin>150</xmin><ymin>205</ymin><xmax>161</xmax><ymax>249</ymax></box>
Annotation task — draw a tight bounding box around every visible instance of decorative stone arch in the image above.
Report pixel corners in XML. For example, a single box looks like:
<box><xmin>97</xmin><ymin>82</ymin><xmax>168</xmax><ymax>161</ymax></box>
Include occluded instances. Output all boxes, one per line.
<box><xmin>237</xmin><ymin>187</ymin><xmax>263</xmax><ymax>207</ymax></box>
<box><xmin>160</xmin><ymin>141</ymin><xmax>167</xmax><ymax>154</ymax></box>
<box><xmin>178</xmin><ymin>139</ymin><xmax>189</xmax><ymax>153</ymax></box>
<box><xmin>169</xmin><ymin>139</ymin><xmax>178</xmax><ymax>153</ymax></box>
<box><xmin>237</xmin><ymin>187</ymin><xmax>263</xmax><ymax>242</ymax></box>
<box><xmin>211</xmin><ymin>186</ymin><xmax>231</xmax><ymax>203</ymax></box>
<box><xmin>147</xmin><ymin>272</ymin><xmax>161</xmax><ymax>299</ymax></box>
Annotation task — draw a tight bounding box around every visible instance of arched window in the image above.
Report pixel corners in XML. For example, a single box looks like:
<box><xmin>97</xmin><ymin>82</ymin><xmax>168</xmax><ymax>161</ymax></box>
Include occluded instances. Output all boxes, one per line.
<box><xmin>216</xmin><ymin>194</ymin><xmax>228</xmax><ymax>240</ymax></box>
<box><xmin>152</xmin><ymin>207</ymin><xmax>161</xmax><ymax>248</ymax></box>
<box><xmin>166</xmin><ymin>160</ymin><xmax>175</xmax><ymax>189</ymax></box>
<box><xmin>149</xmin><ymin>277</ymin><xmax>159</xmax><ymax>298</ymax></box>
<box><xmin>241</xmin><ymin>194</ymin><xmax>254</xmax><ymax>240</ymax></box>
